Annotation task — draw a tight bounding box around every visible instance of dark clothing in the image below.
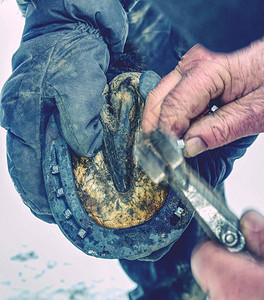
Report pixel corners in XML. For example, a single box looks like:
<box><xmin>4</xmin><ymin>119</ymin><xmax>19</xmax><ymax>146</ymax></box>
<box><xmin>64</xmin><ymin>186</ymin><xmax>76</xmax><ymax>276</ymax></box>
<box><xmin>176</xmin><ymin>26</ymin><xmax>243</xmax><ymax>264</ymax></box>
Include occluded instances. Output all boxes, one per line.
<box><xmin>151</xmin><ymin>0</ymin><xmax>264</xmax><ymax>53</ymax></box>
<box><xmin>120</xmin><ymin>218</ymin><xmax>205</xmax><ymax>299</ymax></box>
<box><xmin>130</xmin><ymin>0</ymin><xmax>264</xmax><ymax>64</ymax></box>
<box><xmin>127</xmin><ymin>1</ymin><xmax>175</xmax><ymax>76</ymax></box>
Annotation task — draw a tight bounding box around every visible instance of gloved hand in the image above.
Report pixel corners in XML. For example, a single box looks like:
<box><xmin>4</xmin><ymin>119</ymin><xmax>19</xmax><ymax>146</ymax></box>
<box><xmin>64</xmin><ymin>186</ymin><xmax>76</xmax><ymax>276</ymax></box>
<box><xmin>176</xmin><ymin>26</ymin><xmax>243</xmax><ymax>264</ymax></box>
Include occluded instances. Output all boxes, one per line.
<box><xmin>0</xmin><ymin>0</ymin><xmax>128</xmax><ymax>222</ymax></box>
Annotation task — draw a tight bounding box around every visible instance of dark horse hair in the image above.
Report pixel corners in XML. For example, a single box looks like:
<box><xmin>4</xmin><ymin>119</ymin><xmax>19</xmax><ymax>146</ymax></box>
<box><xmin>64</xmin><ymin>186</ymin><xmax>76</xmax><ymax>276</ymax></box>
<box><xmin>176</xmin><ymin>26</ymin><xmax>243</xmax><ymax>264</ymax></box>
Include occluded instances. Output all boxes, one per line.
<box><xmin>106</xmin><ymin>43</ymin><xmax>145</xmax><ymax>83</ymax></box>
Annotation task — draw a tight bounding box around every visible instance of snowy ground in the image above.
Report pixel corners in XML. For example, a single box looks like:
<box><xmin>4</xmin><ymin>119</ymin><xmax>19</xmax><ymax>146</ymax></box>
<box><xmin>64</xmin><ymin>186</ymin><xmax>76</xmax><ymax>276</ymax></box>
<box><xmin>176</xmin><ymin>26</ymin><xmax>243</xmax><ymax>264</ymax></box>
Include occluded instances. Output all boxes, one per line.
<box><xmin>1</xmin><ymin>1</ymin><xmax>264</xmax><ymax>299</ymax></box>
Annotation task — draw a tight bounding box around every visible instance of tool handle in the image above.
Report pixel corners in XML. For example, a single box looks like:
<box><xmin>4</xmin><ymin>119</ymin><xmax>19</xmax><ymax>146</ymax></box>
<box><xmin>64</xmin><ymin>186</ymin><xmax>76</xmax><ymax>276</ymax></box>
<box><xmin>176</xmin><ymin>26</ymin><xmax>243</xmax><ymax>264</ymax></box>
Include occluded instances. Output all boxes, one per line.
<box><xmin>134</xmin><ymin>130</ymin><xmax>246</xmax><ymax>252</ymax></box>
<box><xmin>171</xmin><ymin>168</ymin><xmax>246</xmax><ymax>252</ymax></box>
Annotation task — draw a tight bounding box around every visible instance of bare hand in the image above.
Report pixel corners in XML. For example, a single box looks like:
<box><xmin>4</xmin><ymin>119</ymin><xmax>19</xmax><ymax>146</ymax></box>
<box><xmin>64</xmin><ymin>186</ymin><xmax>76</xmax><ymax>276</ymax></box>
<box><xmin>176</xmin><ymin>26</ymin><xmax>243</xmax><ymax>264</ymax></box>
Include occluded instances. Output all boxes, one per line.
<box><xmin>142</xmin><ymin>41</ymin><xmax>264</xmax><ymax>157</ymax></box>
<box><xmin>191</xmin><ymin>210</ymin><xmax>264</xmax><ymax>300</ymax></box>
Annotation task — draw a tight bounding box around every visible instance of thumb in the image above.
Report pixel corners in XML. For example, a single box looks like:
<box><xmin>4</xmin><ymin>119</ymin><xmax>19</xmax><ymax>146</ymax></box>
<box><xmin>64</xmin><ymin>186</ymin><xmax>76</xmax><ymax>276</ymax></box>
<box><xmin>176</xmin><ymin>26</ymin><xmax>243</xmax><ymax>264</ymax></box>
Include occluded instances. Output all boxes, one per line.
<box><xmin>240</xmin><ymin>210</ymin><xmax>264</xmax><ymax>259</ymax></box>
<box><xmin>54</xmin><ymin>74</ymin><xmax>106</xmax><ymax>158</ymax></box>
<box><xmin>191</xmin><ymin>241</ymin><xmax>238</xmax><ymax>295</ymax></box>
<box><xmin>184</xmin><ymin>89</ymin><xmax>264</xmax><ymax>157</ymax></box>
<box><xmin>49</xmin><ymin>48</ymin><xmax>108</xmax><ymax>157</ymax></box>
<box><xmin>191</xmin><ymin>240</ymin><xmax>264</xmax><ymax>299</ymax></box>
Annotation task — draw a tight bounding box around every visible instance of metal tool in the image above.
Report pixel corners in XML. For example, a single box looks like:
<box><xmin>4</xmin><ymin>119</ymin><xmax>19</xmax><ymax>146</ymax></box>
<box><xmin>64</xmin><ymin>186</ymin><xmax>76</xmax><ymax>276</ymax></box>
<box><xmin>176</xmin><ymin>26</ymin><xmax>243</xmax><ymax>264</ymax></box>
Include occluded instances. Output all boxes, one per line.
<box><xmin>134</xmin><ymin>129</ymin><xmax>246</xmax><ymax>252</ymax></box>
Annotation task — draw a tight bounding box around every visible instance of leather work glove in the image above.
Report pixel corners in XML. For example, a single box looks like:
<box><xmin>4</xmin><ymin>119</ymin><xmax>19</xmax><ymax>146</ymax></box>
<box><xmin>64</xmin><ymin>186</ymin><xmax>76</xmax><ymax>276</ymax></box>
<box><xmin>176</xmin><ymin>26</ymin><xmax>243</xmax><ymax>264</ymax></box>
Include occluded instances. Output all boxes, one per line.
<box><xmin>0</xmin><ymin>0</ymin><xmax>128</xmax><ymax>223</ymax></box>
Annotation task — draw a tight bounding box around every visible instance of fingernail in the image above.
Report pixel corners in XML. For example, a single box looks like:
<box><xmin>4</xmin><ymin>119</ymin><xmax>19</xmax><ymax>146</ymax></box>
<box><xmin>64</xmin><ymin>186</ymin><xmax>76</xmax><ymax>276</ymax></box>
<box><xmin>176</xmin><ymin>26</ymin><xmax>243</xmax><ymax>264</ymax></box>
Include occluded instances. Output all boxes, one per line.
<box><xmin>241</xmin><ymin>210</ymin><xmax>264</xmax><ymax>234</ymax></box>
<box><xmin>184</xmin><ymin>137</ymin><xmax>207</xmax><ymax>157</ymax></box>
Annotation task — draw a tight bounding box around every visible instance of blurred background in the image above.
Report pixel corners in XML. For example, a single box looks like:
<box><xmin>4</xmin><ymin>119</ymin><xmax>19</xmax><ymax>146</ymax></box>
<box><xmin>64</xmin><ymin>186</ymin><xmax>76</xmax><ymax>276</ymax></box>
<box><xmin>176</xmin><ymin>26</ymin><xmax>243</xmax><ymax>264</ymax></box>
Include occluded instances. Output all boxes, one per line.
<box><xmin>0</xmin><ymin>1</ymin><xmax>263</xmax><ymax>299</ymax></box>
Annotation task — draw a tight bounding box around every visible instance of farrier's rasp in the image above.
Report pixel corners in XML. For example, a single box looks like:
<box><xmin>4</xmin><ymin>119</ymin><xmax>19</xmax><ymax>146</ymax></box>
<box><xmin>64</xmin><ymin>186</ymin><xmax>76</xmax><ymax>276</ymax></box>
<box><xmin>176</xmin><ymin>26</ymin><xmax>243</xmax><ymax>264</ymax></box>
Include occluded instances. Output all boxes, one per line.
<box><xmin>134</xmin><ymin>129</ymin><xmax>246</xmax><ymax>253</ymax></box>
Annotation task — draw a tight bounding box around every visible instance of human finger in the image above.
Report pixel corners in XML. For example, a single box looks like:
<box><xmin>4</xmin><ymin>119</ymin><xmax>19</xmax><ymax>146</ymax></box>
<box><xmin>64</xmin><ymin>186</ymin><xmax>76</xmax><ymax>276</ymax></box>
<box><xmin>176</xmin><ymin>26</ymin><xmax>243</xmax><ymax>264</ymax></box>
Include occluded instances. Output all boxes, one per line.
<box><xmin>240</xmin><ymin>210</ymin><xmax>264</xmax><ymax>259</ymax></box>
<box><xmin>142</xmin><ymin>68</ymin><xmax>182</xmax><ymax>133</ymax></box>
<box><xmin>184</xmin><ymin>88</ymin><xmax>264</xmax><ymax>157</ymax></box>
<box><xmin>191</xmin><ymin>241</ymin><xmax>264</xmax><ymax>300</ymax></box>
<box><xmin>158</xmin><ymin>57</ymin><xmax>227</xmax><ymax>138</ymax></box>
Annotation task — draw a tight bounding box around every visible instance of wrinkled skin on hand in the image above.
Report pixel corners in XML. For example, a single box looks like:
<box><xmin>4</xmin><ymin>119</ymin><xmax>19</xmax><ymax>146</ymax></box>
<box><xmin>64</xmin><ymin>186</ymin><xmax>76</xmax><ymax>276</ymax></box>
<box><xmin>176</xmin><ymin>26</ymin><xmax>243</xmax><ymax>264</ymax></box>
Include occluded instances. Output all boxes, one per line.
<box><xmin>142</xmin><ymin>41</ymin><xmax>264</xmax><ymax>157</ymax></box>
<box><xmin>191</xmin><ymin>210</ymin><xmax>264</xmax><ymax>300</ymax></box>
